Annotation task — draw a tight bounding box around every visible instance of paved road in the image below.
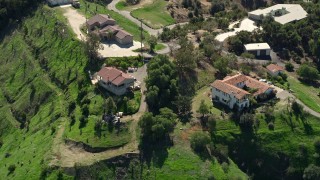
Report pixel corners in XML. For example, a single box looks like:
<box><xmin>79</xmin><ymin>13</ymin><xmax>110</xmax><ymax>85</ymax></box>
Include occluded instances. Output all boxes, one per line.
<box><xmin>276</xmin><ymin>89</ymin><xmax>320</xmax><ymax>118</ymax></box>
<box><xmin>131</xmin><ymin>64</ymin><xmax>148</xmax><ymax>112</ymax></box>
<box><xmin>107</xmin><ymin>0</ymin><xmax>188</xmax><ymax>36</ymax></box>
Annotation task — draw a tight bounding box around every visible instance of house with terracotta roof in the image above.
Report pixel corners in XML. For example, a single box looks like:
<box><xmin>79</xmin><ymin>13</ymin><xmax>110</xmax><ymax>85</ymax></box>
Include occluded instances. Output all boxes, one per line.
<box><xmin>96</xmin><ymin>67</ymin><xmax>135</xmax><ymax>95</ymax></box>
<box><xmin>266</xmin><ymin>64</ymin><xmax>284</xmax><ymax>76</ymax></box>
<box><xmin>87</xmin><ymin>14</ymin><xmax>116</xmax><ymax>32</ymax></box>
<box><xmin>86</xmin><ymin>14</ymin><xmax>133</xmax><ymax>45</ymax></box>
<box><xmin>211</xmin><ymin>74</ymin><xmax>274</xmax><ymax>110</ymax></box>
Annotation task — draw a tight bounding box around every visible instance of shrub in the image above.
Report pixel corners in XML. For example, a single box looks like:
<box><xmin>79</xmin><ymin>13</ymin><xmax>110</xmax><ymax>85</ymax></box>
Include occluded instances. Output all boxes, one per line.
<box><xmin>0</xmin><ymin>139</ymin><xmax>3</xmax><ymax>148</ymax></box>
<box><xmin>51</xmin><ymin>126</ymin><xmax>56</xmax><ymax>135</ymax></box>
<box><xmin>314</xmin><ymin>139</ymin><xmax>320</xmax><ymax>152</ymax></box>
<box><xmin>8</xmin><ymin>164</ymin><xmax>16</xmax><ymax>174</ymax></box>
<box><xmin>285</xmin><ymin>63</ymin><xmax>294</xmax><ymax>72</ymax></box>
<box><xmin>190</xmin><ymin>131</ymin><xmax>210</xmax><ymax>152</ymax></box>
<box><xmin>221</xmin><ymin>162</ymin><xmax>229</xmax><ymax>173</ymax></box>
<box><xmin>268</xmin><ymin>122</ymin><xmax>274</xmax><ymax>130</ymax></box>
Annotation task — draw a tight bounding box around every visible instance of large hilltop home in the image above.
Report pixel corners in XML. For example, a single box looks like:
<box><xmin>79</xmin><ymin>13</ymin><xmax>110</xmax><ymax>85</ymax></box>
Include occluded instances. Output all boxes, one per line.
<box><xmin>96</xmin><ymin>67</ymin><xmax>135</xmax><ymax>96</ymax></box>
<box><xmin>244</xmin><ymin>43</ymin><xmax>271</xmax><ymax>57</ymax></box>
<box><xmin>248</xmin><ymin>4</ymin><xmax>307</xmax><ymax>25</ymax></box>
<box><xmin>211</xmin><ymin>74</ymin><xmax>274</xmax><ymax>110</ymax></box>
<box><xmin>86</xmin><ymin>14</ymin><xmax>133</xmax><ymax>45</ymax></box>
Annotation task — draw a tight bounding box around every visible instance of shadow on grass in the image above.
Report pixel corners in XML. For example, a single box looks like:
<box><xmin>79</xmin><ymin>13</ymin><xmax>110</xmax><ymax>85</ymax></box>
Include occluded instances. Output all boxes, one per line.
<box><xmin>139</xmin><ymin>136</ymin><xmax>173</xmax><ymax>168</ymax></box>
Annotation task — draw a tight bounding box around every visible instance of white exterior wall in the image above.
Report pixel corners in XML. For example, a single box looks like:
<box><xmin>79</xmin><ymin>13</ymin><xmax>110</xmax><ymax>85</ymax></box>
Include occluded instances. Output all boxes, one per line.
<box><xmin>245</xmin><ymin>49</ymin><xmax>270</xmax><ymax>56</ymax></box>
<box><xmin>212</xmin><ymin>88</ymin><xmax>249</xmax><ymax>110</ymax></box>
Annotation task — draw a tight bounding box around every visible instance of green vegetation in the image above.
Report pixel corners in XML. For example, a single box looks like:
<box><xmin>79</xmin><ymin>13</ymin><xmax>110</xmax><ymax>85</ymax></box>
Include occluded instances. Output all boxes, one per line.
<box><xmin>131</xmin><ymin>0</ymin><xmax>175</xmax><ymax>29</ymax></box>
<box><xmin>64</xmin><ymin>116</ymin><xmax>132</xmax><ymax>148</ymax></box>
<box><xmin>106</xmin><ymin>56</ymin><xmax>144</xmax><ymax>70</ymax></box>
<box><xmin>0</xmin><ymin>6</ymin><xmax>88</xmax><ymax>178</ymax></box>
<box><xmin>117</xmin><ymin>91</ymin><xmax>142</xmax><ymax>115</ymax></box>
<box><xmin>78</xmin><ymin>0</ymin><xmax>148</xmax><ymax>40</ymax></box>
<box><xmin>287</xmin><ymin>76</ymin><xmax>320</xmax><ymax>113</ymax></box>
<box><xmin>115</xmin><ymin>1</ymin><xmax>127</xmax><ymax>10</ymax></box>
<box><xmin>154</xmin><ymin>43</ymin><xmax>166</xmax><ymax>51</ymax></box>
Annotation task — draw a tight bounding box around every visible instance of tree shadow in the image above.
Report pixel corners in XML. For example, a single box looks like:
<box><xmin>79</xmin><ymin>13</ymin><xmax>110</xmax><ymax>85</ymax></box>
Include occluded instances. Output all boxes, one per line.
<box><xmin>139</xmin><ymin>136</ymin><xmax>173</xmax><ymax>168</ymax></box>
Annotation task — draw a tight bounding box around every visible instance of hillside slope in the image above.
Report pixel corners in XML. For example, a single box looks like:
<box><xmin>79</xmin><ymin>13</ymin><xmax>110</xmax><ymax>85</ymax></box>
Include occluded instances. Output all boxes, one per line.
<box><xmin>0</xmin><ymin>5</ymin><xmax>88</xmax><ymax>179</ymax></box>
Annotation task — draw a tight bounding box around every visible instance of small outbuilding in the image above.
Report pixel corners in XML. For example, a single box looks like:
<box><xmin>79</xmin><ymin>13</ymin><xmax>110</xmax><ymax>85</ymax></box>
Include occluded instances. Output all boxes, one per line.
<box><xmin>266</xmin><ymin>64</ymin><xmax>284</xmax><ymax>76</ymax></box>
<box><xmin>244</xmin><ymin>43</ymin><xmax>271</xmax><ymax>57</ymax></box>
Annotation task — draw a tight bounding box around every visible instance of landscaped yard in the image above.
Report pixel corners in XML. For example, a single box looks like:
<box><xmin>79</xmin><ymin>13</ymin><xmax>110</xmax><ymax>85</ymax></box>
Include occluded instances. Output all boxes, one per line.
<box><xmin>77</xmin><ymin>0</ymin><xmax>149</xmax><ymax>40</ymax></box>
<box><xmin>287</xmin><ymin>76</ymin><xmax>320</xmax><ymax>113</ymax></box>
<box><xmin>64</xmin><ymin>115</ymin><xmax>132</xmax><ymax>148</ymax></box>
<box><xmin>131</xmin><ymin>0</ymin><xmax>175</xmax><ymax>29</ymax></box>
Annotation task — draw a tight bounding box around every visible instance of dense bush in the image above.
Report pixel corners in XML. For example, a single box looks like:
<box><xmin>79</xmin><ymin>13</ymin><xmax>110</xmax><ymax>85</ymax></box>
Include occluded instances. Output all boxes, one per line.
<box><xmin>190</xmin><ymin>131</ymin><xmax>210</xmax><ymax>152</ymax></box>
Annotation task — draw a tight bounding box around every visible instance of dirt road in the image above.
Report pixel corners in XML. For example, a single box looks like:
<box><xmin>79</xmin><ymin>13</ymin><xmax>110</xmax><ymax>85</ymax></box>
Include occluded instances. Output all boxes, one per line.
<box><xmin>61</xmin><ymin>6</ymin><xmax>86</xmax><ymax>40</ymax></box>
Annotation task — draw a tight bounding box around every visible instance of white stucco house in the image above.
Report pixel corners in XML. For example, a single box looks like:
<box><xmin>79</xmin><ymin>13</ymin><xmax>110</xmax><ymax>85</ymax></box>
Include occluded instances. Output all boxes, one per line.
<box><xmin>244</xmin><ymin>43</ymin><xmax>271</xmax><ymax>57</ymax></box>
<box><xmin>211</xmin><ymin>74</ymin><xmax>274</xmax><ymax>110</ymax></box>
<box><xmin>248</xmin><ymin>4</ymin><xmax>308</xmax><ymax>25</ymax></box>
<box><xmin>96</xmin><ymin>67</ymin><xmax>135</xmax><ymax>96</ymax></box>
<box><xmin>266</xmin><ymin>64</ymin><xmax>285</xmax><ymax>76</ymax></box>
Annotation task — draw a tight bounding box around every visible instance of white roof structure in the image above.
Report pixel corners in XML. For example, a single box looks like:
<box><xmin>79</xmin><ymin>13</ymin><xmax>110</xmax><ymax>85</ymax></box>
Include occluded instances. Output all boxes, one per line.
<box><xmin>249</xmin><ymin>4</ymin><xmax>308</xmax><ymax>25</ymax></box>
<box><xmin>244</xmin><ymin>43</ymin><xmax>270</xmax><ymax>51</ymax></box>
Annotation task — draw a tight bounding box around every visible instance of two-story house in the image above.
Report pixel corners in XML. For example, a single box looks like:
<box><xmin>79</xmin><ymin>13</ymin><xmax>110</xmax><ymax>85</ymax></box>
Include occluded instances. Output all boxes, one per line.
<box><xmin>96</xmin><ymin>67</ymin><xmax>135</xmax><ymax>96</ymax></box>
<box><xmin>211</xmin><ymin>74</ymin><xmax>274</xmax><ymax>110</ymax></box>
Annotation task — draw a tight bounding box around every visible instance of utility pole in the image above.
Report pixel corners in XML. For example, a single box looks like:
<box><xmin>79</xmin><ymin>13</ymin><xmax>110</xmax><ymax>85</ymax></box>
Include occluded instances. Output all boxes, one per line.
<box><xmin>140</xmin><ymin>19</ymin><xmax>143</xmax><ymax>63</ymax></box>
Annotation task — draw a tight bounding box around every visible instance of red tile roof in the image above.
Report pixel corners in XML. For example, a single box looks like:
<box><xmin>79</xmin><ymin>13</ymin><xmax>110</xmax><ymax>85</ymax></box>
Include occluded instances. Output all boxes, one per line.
<box><xmin>222</xmin><ymin>74</ymin><xmax>247</xmax><ymax>85</ymax></box>
<box><xmin>211</xmin><ymin>74</ymin><xmax>272</xmax><ymax>98</ymax></box>
<box><xmin>245</xmin><ymin>76</ymin><xmax>272</xmax><ymax>96</ymax></box>
<box><xmin>97</xmin><ymin>67</ymin><xmax>134</xmax><ymax>86</ymax></box>
<box><xmin>211</xmin><ymin>80</ymin><xmax>250</xmax><ymax>99</ymax></box>
<box><xmin>266</xmin><ymin>64</ymin><xmax>284</xmax><ymax>73</ymax></box>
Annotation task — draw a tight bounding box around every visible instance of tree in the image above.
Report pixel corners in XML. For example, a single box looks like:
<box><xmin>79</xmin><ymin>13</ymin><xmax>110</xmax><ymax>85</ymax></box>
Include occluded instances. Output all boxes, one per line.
<box><xmin>285</xmin><ymin>62</ymin><xmax>294</xmax><ymax>72</ymax></box>
<box><xmin>138</xmin><ymin>108</ymin><xmax>177</xmax><ymax>141</ymax></box>
<box><xmin>145</xmin><ymin>55</ymin><xmax>178</xmax><ymax>113</ymax></box>
<box><xmin>297</xmin><ymin>64</ymin><xmax>319</xmax><ymax>82</ymax></box>
<box><xmin>190</xmin><ymin>131</ymin><xmax>210</xmax><ymax>152</ymax></box>
<box><xmin>105</xmin><ymin>97</ymin><xmax>117</xmax><ymax>115</ymax></box>
<box><xmin>314</xmin><ymin>138</ymin><xmax>320</xmax><ymax>153</ymax></box>
<box><xmin>198</xmin><ymin>100</ymin><xmax>209</xmax><ymax>117</ymax></box>
<box><xmin>208</xmin><ymin>114</ymin><xmax>217</xmax><ymax>136</ymax></box>
<box><xmin>239</xmin><ymin>113</ymin><xmax>255</xmax><ymax>132</ymax></box>
<box><xmin>148</xmin><ymin>35</ymin><xmax>157</xmax><ymax>53</ymax></box>
<box><xmin>174</xmin><ymin>95</ymin><xmax>192</xmax><ymax>121</ymax></box>
<box><xmin>214</xmin><ymin>54</ymin><xmax>236</xmax><ymax>77</ymax></box>
<box><xmin>303</xmin><ymin>164</ymin><xmax>320</xmax><ymax>180</ymax></box>
<box><xmin>8</xmin><ymin>164</ymin><xmax>16</xmax><ymax>174</ymax></box>
<box><xmin>85</xmin><ymin>32</ymin><xmax>103</xmax><ymax>64</ymax></box>
<box><xmin>291</xmin><ymin>101</ymin><xmax>303</xmax><ymax>116</ymax></box>
<box><xmin>94</xmin><ymin>120</ymin><xmax>103</xmax><ymax>137</ymax></box>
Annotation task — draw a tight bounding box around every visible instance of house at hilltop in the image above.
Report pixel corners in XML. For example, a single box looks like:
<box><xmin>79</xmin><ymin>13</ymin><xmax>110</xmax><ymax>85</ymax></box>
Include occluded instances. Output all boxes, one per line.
<box><xmin>86</xmin><ymin>14</ymin><xmax>133</xmax><ymax>45</ymax></box>
<box><xmin>211</xmin><ymin>74</ymin><xmax>274</xmax><ymax>110</ymax></box>
<box><xmin>96</xmin><ymin>67</ymin><xmax>135</xmax><ymax>96</ymax></box>
<box><xmin>244</xmin><ymin>43</ymin><xmax>271</xmax><ymax>57</ymax></box>
<box><xmin>248</xmin><ymin>4</ymin><xmax>307</xmax><ymax>25</ymax></box>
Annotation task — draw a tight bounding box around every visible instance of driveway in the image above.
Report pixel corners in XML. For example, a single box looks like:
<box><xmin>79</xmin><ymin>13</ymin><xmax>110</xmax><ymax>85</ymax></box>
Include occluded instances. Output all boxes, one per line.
<box><xmin>215</xmin><ymin>18</ymin><xmax>259</xmax><ymax>42</ymax></box>
<box><xmin>99</xmin><ymin>41</ymin><xmax>143</xmax><ymax>57</ymax></box>
<box><xmin>130</xmin><ymin>64</ymin><xmax>148</xmax><ymax>112</ymax></box>
<box><xmin>276</xmin><ymin>87</ymin><xmax>320</xmax><ymax>118</ymax></box>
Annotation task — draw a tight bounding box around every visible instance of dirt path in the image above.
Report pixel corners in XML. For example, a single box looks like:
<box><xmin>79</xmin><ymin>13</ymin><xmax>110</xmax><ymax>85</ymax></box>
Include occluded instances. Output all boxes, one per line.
<box><xmin>60</xmin><ymin>6</ymin><xmax>86</xmax><ymax>40</ymax></box>
<box><xmin>50</xmin><ymin>118</ymin><xmax>139</xmax><ymax>167</ymax></box>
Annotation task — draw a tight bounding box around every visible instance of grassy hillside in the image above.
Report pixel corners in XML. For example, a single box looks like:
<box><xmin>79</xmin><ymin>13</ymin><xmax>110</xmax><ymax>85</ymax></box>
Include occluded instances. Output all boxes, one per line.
<box><xmin>0</xmin><ymin>5</ymin><xmax>89</xmax><ymax>179</ymax></box>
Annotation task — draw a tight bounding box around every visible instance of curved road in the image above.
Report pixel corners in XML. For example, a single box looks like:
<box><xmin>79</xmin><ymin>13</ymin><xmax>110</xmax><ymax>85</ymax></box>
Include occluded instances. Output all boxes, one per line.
<box><xmin>107</xmin><ymin>0</ymin><xmax>188</xmax><ymax>36</ymax></box>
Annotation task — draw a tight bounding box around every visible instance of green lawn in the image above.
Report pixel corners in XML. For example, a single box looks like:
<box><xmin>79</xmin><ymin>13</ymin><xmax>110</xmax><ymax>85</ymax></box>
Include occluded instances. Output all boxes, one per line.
<box><xmin>155</xmin><ymin>43</ymin><xmax>166</xmax><ymax>51</ymax></box>
<box><xmin>115</xmin><ymin>1</ymin><xmax>127</xmax><ymax>10</ymax></box>
<box><xmin>77</xmin><ymin>0</ymin><xmax>148</xmax><ymax>40</ymax></box>
<box><xmin>131</xmin><ymin>0</ymin><xmax>175</xmax><ymax>29</ymax></box>
<box><xmin>64</xmin><ymin>116</ymin><xmax>132</xmax><ymax>148</ymax></box>
<box><xmin>287</xmin><ymin>76</ymin><xmax>320</xmax><ymax>113</ymax></box>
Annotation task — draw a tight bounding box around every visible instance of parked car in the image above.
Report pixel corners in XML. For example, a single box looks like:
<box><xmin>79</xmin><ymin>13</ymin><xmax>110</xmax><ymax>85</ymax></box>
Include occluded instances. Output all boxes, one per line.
<box><xmin>72</xmin><ymin>0</ymin><xmax>80</xmax><ymax>8</ymax></box>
